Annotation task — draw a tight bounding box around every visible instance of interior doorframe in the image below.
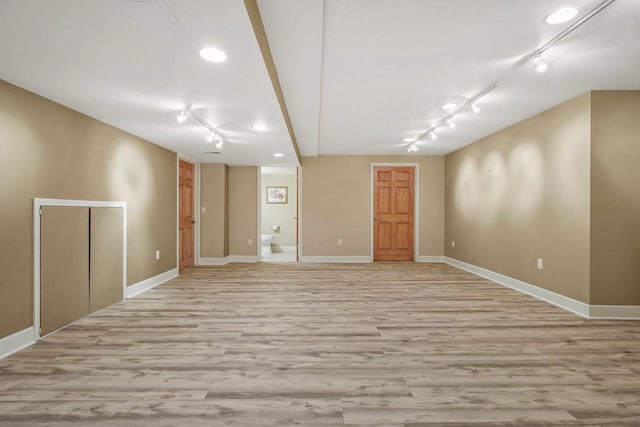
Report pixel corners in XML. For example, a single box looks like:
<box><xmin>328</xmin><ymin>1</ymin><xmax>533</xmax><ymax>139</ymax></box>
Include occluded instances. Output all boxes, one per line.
<box><xmin>256</xmin><ymin>168</ymin><xmax>262</xmax><ymax>261</ymax></box>
<box><xmin>177</xmin><ymin>156</ymin><xmax>199</xmax><ymax>268</ymax></box>
<box><xmin>257</xmin><ymin>166</ymin><xmax>301</xmax><ymax>262</ymax></box>
<box><xmin>33</xmin><ymin>198</ymin><xmax>127</xmax><ymax>340</ymax></box>
<box><xmin>370</xmin><ymin>163</ymin><xmax>419</xmax><ymax>262</ymax></box>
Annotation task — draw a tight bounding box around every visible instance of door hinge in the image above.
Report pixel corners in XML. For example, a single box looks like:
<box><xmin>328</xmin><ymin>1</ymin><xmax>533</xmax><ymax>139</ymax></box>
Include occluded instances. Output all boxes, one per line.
<box><xmin>39</xmin><ymin>327</ymin><xmax>41</xmax><ymax>335</ymax></box>
<box><xmin>39</xmin><ymin>208</ymin><xmax>42</xmax><ymax>215</ymax></box>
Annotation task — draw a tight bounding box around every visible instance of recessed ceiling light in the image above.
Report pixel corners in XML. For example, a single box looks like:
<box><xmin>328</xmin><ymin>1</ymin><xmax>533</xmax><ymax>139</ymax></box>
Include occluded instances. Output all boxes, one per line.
<box><xmin>199</xmin><ymin>47</ymin><xmax>227</xmax><ymax>63</ymax></box>
<box><xmin>442</xmin><ymin>103</ymin><xmax>457</xmax><ymax>111</ymax></box>
<box><xmin>252</xmin><ymin>123</ymin><xmax>268</xmax><ymax>132</ymax></box>
<box><xmin>273</xmin><ymin>153</ymin><xmax>284</xmax><ymax>158</ymax></box>
<box><xmin>545</xmin><ymin>7</ymin><xmax>578</xmax><ymax>24</ymax></box>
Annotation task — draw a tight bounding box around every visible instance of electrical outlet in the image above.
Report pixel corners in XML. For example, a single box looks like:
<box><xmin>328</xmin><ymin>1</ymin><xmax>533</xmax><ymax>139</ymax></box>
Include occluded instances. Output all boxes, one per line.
<box><xmin>248</xmin><ymin>238</ymin><xmax>253</xmax><ymax>246</ymax></box>
<box><xmin>337</xmin><ymin>239</ymin><xmax>343</xmax><ymax>246</ymax></box>
<box><xmin>201</xmin><ymin>206</ymin><xmax>206</xmax><ymax>214</ymax></box>
<box><xmin>537</xmin><ymin>258</ymin><xmax>543</xmax><ymax>270</ymax></box>
<box><xmin>155</xmin><ymin>250</ymin><xmax>160</xmax><ymax>260</ymax></box>
<box><xmin>451</xmin><ymin>240</ymin><xmax>455</xmax><ymax>248</ymax></box>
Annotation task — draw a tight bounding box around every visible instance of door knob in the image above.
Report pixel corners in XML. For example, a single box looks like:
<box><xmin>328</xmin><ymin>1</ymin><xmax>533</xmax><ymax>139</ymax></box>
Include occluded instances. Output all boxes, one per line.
<box><xmin>192</xmin><ymin>220</ymin><xmax>196</xmax><ymax>224</ymax></box>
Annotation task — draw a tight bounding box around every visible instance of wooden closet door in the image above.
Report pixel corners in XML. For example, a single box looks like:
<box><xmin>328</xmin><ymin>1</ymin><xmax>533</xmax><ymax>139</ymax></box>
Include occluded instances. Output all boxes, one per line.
<box><xmin>179</xmin><ymin>160</ymin><xmax>194</xmax><ymax>271</ymax></box>
<box><xmin>40</xmin><ymin>206</ymin><xmax>90</xmax><ymax>335</ymax></box>
<box><xmin>89</xmin><ymin>207</ymin><xmax>123</xmax><ymax>312</ymax></box>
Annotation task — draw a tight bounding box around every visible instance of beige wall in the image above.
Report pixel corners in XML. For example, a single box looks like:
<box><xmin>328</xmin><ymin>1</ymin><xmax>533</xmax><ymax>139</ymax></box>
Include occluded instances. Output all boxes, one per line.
<box><xmin>261</xmin><ymin>172</ymin><xmax>297</xmax><ymax>249</ymax></box>
<box><xmin>301</xmin><ymin>155</ymin><xmax>444</xmax><ymax>257</ymax></box>
<box><xmin>200</xmin><ymin>164</ymin><xmax>229</xmax><ymax>258</ymax></box>
<box><xmin>229</xmin><ymin>166</ymin><xmax>258</xmax><ymax>256</ymax></box>
<box><xmin>590</xmin><ymin>91</ymin><xmax>640</xmax><ymax>305</ymax></box>
<box><xmin>445</xmin><ymin>94</ymin><xmax>592</xmax><ymax>303</ymax></box>
<box><xmin>0</xmin><ymin>79</ymin><xmax>177</xmax><ymax>339</ymax></box>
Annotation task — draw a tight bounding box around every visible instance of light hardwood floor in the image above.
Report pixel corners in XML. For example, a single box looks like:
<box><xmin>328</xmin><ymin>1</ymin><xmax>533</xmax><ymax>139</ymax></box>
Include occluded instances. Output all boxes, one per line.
<box><xmin>1</xmin><ymin>262</ymin><xmax>639</xmax><ymax>426</ymax></box>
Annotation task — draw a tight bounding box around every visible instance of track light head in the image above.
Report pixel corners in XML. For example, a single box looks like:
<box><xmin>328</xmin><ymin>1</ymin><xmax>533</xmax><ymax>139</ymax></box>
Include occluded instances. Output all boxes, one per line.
<box><xmin>429</xmin><ymin>131</ymin><xmax>438</xmax><ymax>141</ymax></box>
<box><xmin>407</xmin><ymin>143</ymin><xmax>418</xmax><ymax>153</ymax></box>
<box><xmin>536</xmin><ymin>60</ymin><xmax>548</xmax><ymax>73</ymax></box>
<box><xmin>446</xmin><ymin>119</ymin><xmax>456</xmax><ymax>129</ymax></box>
<box><xmin>177</xmin><ymin>109</ymin><xmax>188</xmax><ymax>124</ymax></box>
<box><xmin>206</xmin><ymin>131</ymin><xmax>216</xmax><ymax>143</ymax></box>
<box><xmin>531</xmin><ymin>54</ymin><xmax>548</xmax><ymax>73</ymax></box>
<box><xmin>215</xmin><ymin>140</ymin><xmax>223</xmax><ymax>149</ymax></box>
<box><xmin>471</xmin><ymin>103</ymin><xmax>480</xmax><ymax>114</ymax></box>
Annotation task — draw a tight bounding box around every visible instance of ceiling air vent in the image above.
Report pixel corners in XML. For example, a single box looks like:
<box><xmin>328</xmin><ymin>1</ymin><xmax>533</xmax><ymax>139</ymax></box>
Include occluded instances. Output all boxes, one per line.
<box><xmin>204</xmin><ymin>151</ymin><xmax>222</xmax><ymax>155</ymax></box>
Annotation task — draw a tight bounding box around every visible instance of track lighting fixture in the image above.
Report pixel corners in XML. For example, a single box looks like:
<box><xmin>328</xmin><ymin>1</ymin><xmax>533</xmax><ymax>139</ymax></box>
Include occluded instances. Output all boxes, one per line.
<box><xmin>215</xmin><ymin>140</ymin><xmax>223</xmax><ymax>149</ymax></box>
<box><xmin>401</xmin><ymin>1</ymin><xmax>616</xmax><ymax>153</ymax></box>
<box><xmin>176</xmin><ymin>107</ymin><xmax>226</xmax><ymax>149</ymax></box>
<box><xmin>518</xmin><ymin>0</ymin><xmax>616</xmax><ymax>72</ymax></box>
<box><xmin>402</xmin><ymin>83</ymin><xmax>497</xmax><ymax>148</ymax></box>
<box><xmin>407</xmin><ymin>143</ymin><xmax>418</xmax><ymax>153</ymax></box>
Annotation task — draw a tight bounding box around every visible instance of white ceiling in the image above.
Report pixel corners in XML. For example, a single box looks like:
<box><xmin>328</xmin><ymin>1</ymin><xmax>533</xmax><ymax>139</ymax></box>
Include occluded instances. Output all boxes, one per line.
<box><xmin>1</xmin><ymin>1</ymin><xmax>639</xmax><ymax>162</ymax></box>
<box><xmin>261</xmin><ymin>166</ymin><xmax>297</xmax><ymax>176</ymax></box>
<box><xmin>0</xmin><ymin>0</ymin><xmax>298</xmax><ymax>166</ymax></box>
<box><xmin>260</xmin><ymin>0</ymin><xmax>640</xmax><ymax>156</ymax></box>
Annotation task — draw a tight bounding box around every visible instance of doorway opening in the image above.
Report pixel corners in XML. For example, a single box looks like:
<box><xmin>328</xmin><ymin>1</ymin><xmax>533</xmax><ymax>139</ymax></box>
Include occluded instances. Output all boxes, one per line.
<box><xmin>260</xmin><ymin>167</ymin><xmax>298</xmax><ymax>262</ymax></box>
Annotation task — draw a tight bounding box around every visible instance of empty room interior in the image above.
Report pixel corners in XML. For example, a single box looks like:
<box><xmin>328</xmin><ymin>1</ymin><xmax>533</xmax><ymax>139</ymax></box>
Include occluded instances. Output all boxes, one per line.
<box><xmin>1</xmin><ymin>0</ymin><xmax>640</xmax><ymax>425</ymax></box>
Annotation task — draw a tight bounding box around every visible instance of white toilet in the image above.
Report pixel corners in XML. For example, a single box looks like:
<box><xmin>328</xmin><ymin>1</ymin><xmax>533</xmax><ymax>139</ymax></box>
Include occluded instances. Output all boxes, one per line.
<box><xmin>261</xmin><ymin>234</ymin><xmax>274</xmax><ymax>255</ymax></box>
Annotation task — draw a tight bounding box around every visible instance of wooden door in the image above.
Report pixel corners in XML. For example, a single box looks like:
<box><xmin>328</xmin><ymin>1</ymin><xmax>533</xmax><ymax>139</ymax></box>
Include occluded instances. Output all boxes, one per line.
<box><xmin>373</xmin><ymin>167</ymin><xmax>414</xmax><ymax>261</ymax></box>
<box><xmin>89</xmin><ymin>207</ymin><xmax>124</xmax><ymax>312</ymax></box>
<box><xmin>179</xmin><ymin>160</ymin><xmax>194</xmax><ymax>271</ymax></box>
<box><xmin>41</xmin><ymin>206</ymin><xmax>90</xmax><ymax>335</ymax></box>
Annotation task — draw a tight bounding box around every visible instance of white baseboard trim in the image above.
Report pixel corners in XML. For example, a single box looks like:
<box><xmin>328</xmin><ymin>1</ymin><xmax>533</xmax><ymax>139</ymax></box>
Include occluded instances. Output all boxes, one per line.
<box><xmin>229</xmin><ymin>255</ymin><xmax>258</xmax><ymax>263</ymax></box>
<box><xmin>0</xmin><ymin>327</ymin><xmax>36</xmax><ymax>360</ymax></box>
<box><xmin>589</xmin><ymin>305</ymin><xmax>640</xmax><ymax>320</ymax></box>
<box><xmin>274</xmin><ymin>246</ymin><xmax>297</xmax><ymax>253</ymax></box>
<box><xmin>125</xmin><ymin>268</ymin><xmax>178</xmax><ymax>299</ymax></box>
<box><xmin>444</xmin><ymin>257</ymin><xmax>590</xmax><ymax>319</ymax></box>
<box><xmin>199</xmin><ymin>256</ymin><xmax>230</xmax><ymax>266</ymax></box>
<box><xmin>418</xmin><ymin>256</ymin><xmax>445</xmax><ymax>263</ymax></box>
<box><xmin>198</xmin><ymin>256</ymin><xmax>258</xmax><ymax>265</ymax></box>
<box><xmin>300</xmin><ymin>256</ymin><xmax>372</xmax><ymax>263</ymax></box>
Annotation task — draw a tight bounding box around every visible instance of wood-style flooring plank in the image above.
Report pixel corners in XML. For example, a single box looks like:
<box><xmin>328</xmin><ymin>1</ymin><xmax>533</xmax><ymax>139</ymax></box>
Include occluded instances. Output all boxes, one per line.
<box><xmin>0</xmin><ymin>262</ymin><xmax>639</xmax><ymax>426</ymax></box>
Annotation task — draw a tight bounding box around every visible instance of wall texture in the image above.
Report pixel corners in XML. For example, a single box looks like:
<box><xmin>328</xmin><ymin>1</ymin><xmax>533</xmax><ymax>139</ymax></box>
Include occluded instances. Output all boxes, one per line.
<box><xmin>0</xmin><ymin>79</ymin><xmax>177</xmax><ymax>339</ymax></box>
<box><xmin>200</xmin><ymin>164</ymin><xmax>229</xmax><ymax>258</ymax></box>
<box><xmin>301</xmin><ymin>155</ymin><xmax>444</xmax><ymax>257</ymax></box>
<box><xmin>445</xmin><ymin>94</ymin><xmax>592</xmax><ymax>303</ymax></box>
<box><xmin>229</xmin><ymin>166</ymin><xmax>258</xmax><ymax>256</ymax></box>
<box><xmin>261</xmin><ymin>172</ymin><xmax>297</xmax><ymax>249</ymax></box>
<box><xmin>590</xmin><ymin>91</ymin><xmax>640</xmax><ymax>305</ymax></box>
